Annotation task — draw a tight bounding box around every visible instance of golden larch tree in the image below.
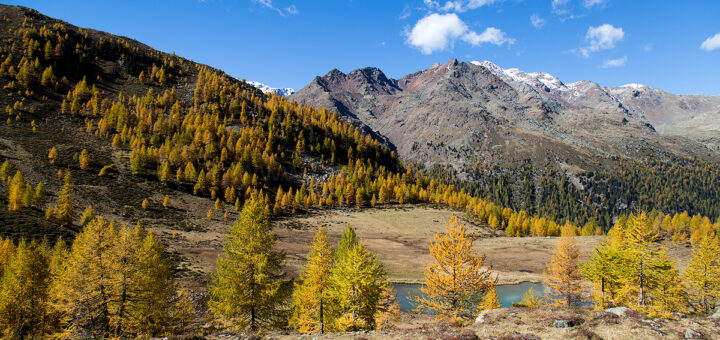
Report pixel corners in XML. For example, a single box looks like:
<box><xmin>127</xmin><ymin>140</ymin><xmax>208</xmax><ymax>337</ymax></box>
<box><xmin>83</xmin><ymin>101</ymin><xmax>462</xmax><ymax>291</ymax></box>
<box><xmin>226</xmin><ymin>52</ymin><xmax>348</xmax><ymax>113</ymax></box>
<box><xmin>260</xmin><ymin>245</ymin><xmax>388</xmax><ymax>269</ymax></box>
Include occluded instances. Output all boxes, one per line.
<box><xmin>208</xmin><ymin>194</ymin><xmax>284</xmax><ymax>332</ymax></box>
<box><xmin>55</xmin><ymin>172</ymin><xmax>76</xmax><ymax>226</ymax></box>
<box><xmin>47</xmin><ymin>147</ymin><xmax>58</xmax><ymax>165</ymax></box>
<box><xmin>78</xmin><ymin>149</ymin><xmax>90</xmax><ymax>170</ymax></box>
<box><xmin>480</xmin><ymin>286</ymin><xmax>501</xmax><ymax>310</ymax></box>
<box><xmin>544</xmin><ymin>226</ymin><xmax>584</xmax><ymax>306</ymax></box>
<box><xmin>684</xmin><ymin>236</ymin><xmax>720</xmax><ymax>315</ymax></box>
<box><xmin>413</xmin><ymin>215</ymin><xmax>495</xmax><ymax>322</ymax></box>
<box><xmin>290</xmin><ymin>226</ymin><xmax>334</xmax><ymax>333</ymax></box>
<box><xmin>7</xmin><ymin>171</ymin><xmax>26</xmax><ymax>211</ymax></box>
<box><xmin>327</xmin><ymin>237</ymin><xmax>390</xmax><ymax>331</ymax></box>
<box><xmin>0</xmin><ymin>240</ymin><xmax>51</xmax><ymax>339</ymax></box>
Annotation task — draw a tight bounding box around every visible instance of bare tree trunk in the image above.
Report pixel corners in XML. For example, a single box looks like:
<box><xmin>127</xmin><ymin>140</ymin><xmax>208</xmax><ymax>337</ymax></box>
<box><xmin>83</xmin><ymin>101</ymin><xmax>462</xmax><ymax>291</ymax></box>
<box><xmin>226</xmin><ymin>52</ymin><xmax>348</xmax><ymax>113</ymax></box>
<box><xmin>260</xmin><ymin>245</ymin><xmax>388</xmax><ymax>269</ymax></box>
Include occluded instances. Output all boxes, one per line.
<box><xmin>319</xmin><ymin>299</ymin><xmax>324</xmax><ymax>334</ymax></box>
<box><xmin>638</xmin><ymin>260</ymin><xmax>644</xmax><ymax>306</ymax></box>
<box><xmin>116</xmin><ymin>282</ymin><xmax>127</xmax><ymax>336</ymax></box>
<box><xmin>250</xmin><ymin>279</ymin><xmax>256</xmax><ymax>332</ymax></box>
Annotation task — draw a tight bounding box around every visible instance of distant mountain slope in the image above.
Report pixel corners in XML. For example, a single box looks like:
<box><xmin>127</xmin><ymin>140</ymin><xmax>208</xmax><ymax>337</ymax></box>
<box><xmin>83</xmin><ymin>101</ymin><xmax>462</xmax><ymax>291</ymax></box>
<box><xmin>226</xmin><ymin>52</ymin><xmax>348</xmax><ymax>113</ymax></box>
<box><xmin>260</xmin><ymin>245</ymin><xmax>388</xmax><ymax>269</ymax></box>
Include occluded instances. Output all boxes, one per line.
<box><xmin>292</xmin><ymin>59</ymin><xmax>720</xmax><ymax>170</ymax></box>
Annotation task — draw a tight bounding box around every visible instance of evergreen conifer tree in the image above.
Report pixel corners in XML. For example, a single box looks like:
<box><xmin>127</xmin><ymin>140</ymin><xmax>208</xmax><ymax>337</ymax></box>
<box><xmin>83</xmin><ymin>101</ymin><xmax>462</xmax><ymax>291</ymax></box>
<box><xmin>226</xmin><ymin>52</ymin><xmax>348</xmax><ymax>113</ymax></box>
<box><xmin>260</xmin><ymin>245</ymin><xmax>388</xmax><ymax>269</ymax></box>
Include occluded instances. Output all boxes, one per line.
<box><xmin>208</xmin><ymin>194</ymin><xmax>284</xmax><ymax>331</ymax></box>
<box><xmin>290</xmin><ymin>227</ymin><xmax>334</xmax><ymax>333</ymax></box>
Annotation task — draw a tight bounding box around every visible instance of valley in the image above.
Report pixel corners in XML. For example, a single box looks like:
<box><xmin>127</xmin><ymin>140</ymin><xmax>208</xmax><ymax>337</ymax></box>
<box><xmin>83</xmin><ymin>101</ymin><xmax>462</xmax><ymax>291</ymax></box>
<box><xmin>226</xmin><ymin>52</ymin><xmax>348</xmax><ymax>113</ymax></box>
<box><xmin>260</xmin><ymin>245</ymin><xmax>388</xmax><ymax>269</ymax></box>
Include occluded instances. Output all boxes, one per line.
<box><xmin>0</xmin><ymin>3</ymin><xmax>718</xmax><ymax>339</ymax></box>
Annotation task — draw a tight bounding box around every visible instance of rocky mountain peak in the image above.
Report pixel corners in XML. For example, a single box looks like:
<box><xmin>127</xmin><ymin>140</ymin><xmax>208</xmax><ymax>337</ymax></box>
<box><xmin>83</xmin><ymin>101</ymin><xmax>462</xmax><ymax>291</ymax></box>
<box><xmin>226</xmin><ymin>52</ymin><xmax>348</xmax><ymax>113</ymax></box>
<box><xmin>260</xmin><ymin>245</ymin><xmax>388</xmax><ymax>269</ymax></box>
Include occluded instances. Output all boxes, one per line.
<box><xmin>292</xmin><ymin>59</ymin><xmax>720</xmax><ymax>169</ymax></box>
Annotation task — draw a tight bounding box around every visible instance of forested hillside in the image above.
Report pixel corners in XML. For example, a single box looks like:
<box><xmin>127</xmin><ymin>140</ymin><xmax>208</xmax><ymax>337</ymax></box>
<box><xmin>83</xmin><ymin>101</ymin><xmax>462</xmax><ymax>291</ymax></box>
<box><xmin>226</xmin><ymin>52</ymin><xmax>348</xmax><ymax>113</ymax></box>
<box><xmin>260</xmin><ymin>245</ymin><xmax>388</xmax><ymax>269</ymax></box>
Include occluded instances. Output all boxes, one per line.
<box><xmin>0</xmin><ymin>4</ymin><xmax>609</xmax><ymax>249</ymax></box>
<box><xmin>427</xmin><ymin>156</ymin><xmax>720</xmax><ymax>228</ymax></box>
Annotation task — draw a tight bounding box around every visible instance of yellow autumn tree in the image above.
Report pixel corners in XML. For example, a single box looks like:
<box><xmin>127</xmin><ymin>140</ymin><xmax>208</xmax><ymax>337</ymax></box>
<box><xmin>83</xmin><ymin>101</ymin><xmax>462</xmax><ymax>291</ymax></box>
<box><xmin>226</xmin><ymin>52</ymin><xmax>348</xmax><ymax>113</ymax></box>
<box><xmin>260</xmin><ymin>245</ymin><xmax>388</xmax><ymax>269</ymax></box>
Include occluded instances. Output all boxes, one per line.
<box><xmin>412</xmin><ymin>215</ymin><xmax>495</xmax><ymax>322</ymax></box>
<box><xmin>589</xmin><ymin>213</ymin><xmax>687</xmax><ymax>316</ymax></box>
<box><xmin>55</xmin><ymin>172</ymin><xmax>76</xmax><ymax>226</ymax></box>
<box><xmin>7</xmin><ymin>171</ymin><xmax>26</xmax><ymax>211</ymax></box>
<box><xmin>290</xmin><ymin>227</ymin><xmax>334</xmax><ymax>333</ymax></box>
<box><xmin>0</xmin><ymin>240</ymin><xmax>52</xmax><ymax>339</ymax></box>
<box><xmin>48</xmin><ymin>147</ymin><xmax>58</xmax><ymax>165</ymax></box>
<box><xmin>79</xmin><ymin>206</ymin><xmax>95</xmax><ymax>225</ymax></box>
<box><xmin>544</xmin><ymin>226</ymin><xmax>584</xmax><ymax>306</ymax></box>
<box><xmin>326</xmin><ymin>236</ymin><xmax>390</xmax><ymax>331</ymax></box>
<box><xmin>78</xmin><ymin>149</ymin><xmax>90</xmax><ymax>170</ymax></box>
<box><xmin>516</xmin><ymin>287</ymin><xmax>543</xmax><ymax>308</ymax></box>
<box><xmin>208</xmin><ymin>194</ymin><xmax>285</xmax><ymax>332</ymax></box>
<box><xmin>480</xmin><ymin>286</ymin><xmax>501</xmax><ymax>310</ymax></box>
<box><xmin>582</xmin><ymin>237</ymin><xmax>628</xmax><ymax>309</ymax></box>
<box><xmin>683</xmin><ymin>236</ymin><xmax>720</xmax><ymax>315</ymax></box>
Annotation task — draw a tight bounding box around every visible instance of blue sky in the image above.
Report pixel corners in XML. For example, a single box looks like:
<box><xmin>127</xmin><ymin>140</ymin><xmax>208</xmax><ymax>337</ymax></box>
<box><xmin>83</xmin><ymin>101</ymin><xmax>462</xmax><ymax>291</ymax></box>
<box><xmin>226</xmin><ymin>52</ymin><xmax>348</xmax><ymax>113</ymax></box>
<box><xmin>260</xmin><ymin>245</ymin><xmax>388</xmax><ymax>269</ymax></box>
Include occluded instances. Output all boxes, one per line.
<box><xmin>6</xmin><ymin>0</ymin><xmax>720</xmax><ymax>95</ymax></box>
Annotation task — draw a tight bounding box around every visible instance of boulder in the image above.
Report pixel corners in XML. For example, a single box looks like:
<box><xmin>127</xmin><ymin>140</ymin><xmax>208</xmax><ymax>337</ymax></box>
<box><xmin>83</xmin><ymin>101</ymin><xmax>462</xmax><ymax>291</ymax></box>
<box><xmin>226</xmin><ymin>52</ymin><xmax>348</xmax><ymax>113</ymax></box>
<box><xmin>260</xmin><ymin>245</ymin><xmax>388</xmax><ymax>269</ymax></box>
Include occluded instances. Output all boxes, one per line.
<box><xmin>475</xmin><ymin>309</ymin><xmax>497</xmax><ymax>324</ymax></box>
<box><xmin>684</xmin><ymin>328</ymin><xmax>704</xmax><ymax>340</ymax></box>
<box><xmin>708</xmin><ymin>309</ymin><xmax>720</xmax><ymax>319</ymax></box>
<box><xmin>605</xmin><ymin>306</ymin><xmax>632</xmax><ymax>317</ymax></box>
<box><xmin>640</xmin><ymin>319</ymin><xmax>662</xmax><ymax>329</ymax></box>
<box><xmin>552</xmin><ymin>318</ymin><xmax>584</xmax><ymax>328</ymax></box>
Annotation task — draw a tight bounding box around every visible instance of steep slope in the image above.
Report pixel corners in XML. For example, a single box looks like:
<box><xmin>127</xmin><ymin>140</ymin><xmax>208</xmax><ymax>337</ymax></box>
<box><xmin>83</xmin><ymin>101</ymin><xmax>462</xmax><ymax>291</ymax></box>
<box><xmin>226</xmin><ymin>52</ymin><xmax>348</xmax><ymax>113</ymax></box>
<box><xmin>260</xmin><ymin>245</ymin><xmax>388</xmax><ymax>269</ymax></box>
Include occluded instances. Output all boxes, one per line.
<box><xmin>0</xmin><ymin>4</ymin><xmax>399</xmax><ymax>248</ymax></box>
<box><xmin>292</xmin><ymin>59</ymin><xmax>718</xmax><ymax>170</ymax></box>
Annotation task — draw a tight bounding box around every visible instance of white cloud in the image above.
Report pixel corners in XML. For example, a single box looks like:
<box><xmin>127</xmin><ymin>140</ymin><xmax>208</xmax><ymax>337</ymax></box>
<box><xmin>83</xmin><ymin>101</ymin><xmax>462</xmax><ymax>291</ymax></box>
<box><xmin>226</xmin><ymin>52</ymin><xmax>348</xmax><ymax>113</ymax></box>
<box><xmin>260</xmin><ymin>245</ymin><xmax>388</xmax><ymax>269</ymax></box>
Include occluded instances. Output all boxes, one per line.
<box><xmin>405</xmin><ymin>13</ymin><xmax>513</xmax><ymax>54</ymax></box>
<box><xmin>252</xmin><ymin>0</ymin><xmax>297</xmax><ymax>16</ymax></box>
<box><xmin>601</xmin><ymin>56</ymin><xmax>627</xmax><ymax>68</ymax></box>
<box><xmin>579</xmin><ymin>24</ymin><xmax>625</xmax><ymax>57</ymax></box>
<box><xmin>462</xmin><ymin>27</ymin><xmax>515</xmax><ymax>46</ymax></box>
<box><xmin>425</xmin><ymin>0</ymin><xmax>499</xmax><ymax>13</ymax></box>
<box><xmin>643</xmin><ymin>43</ymin><xmax>653</xmax><ymax>52</ymax></box>
<box><xmin>439</xmin><ymin>1</ymin><xmax>464</xmax><ymax>12</ymax></box>
<box><xmin>552</xmin><ymin>0</ymin><xmax>570</xmax><ymax>14</ymax></box>
<box><xmin>700</xmin><ymin>33</ymin><xmax>720</xmax><ymax>51</ymax></box>
<box><xmin>467</xmin><ymin>0</ymin><xmax>498</xmax><ymax>9</ymax></box>
<box><xmin>553</xmin><ymin>0</ymin><xmax>606</xmax><ymax>18</ymax></box>
<box><xmin>530</xmin><ymin>14</ymin><xmax>545</xmax><ymax>29</ymax></box>
<box><xmin>584</xmin><ymin>0</ymin><xmax>607</xmax><ymax>8</ymax></box>
<box><xmin>406</xmin><ymin>13</ymin><xmax>469</xmax><ymax>54</ymax></box>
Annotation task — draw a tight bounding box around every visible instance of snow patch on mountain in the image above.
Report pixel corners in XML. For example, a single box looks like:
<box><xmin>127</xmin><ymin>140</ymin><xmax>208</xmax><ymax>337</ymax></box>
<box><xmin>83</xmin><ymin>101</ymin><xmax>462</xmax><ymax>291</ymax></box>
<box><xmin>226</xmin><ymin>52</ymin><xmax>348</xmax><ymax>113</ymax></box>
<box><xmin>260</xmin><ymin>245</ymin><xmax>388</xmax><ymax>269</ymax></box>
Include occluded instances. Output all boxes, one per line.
<box><xmin>471</xmin><ymin>60</ymin><xmax>568</xmax><ymax>92</ymax></box>
<box><xmin>620</xmin><ymin>83</ymin><xmax>647</xmax><ymax>90</ymax></box>
<box><xmin>248</xmin><ymin>81</ymin><xmax>295</xmax><ymax>97</ymax></box>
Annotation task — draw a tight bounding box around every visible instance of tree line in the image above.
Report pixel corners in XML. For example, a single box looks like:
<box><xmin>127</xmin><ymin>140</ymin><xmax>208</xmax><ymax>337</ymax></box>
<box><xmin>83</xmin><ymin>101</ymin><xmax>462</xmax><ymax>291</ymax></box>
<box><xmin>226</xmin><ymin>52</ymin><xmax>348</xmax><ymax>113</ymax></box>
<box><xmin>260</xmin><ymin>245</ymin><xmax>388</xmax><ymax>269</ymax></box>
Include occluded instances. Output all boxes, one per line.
<box><xmin>445</xmin><ymin>155</ymin><xmax>720</xmax><ymax>230</ymax></box>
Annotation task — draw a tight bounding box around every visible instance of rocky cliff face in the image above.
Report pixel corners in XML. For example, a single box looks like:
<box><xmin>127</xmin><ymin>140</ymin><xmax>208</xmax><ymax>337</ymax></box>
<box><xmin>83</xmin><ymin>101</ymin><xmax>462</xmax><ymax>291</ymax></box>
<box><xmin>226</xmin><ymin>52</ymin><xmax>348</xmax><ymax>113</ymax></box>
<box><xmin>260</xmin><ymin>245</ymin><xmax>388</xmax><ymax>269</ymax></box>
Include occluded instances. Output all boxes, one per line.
<box><xmin>291</xmin><ymin>59</ymin><xmax>719</xmax><ymax>171</ymax></box>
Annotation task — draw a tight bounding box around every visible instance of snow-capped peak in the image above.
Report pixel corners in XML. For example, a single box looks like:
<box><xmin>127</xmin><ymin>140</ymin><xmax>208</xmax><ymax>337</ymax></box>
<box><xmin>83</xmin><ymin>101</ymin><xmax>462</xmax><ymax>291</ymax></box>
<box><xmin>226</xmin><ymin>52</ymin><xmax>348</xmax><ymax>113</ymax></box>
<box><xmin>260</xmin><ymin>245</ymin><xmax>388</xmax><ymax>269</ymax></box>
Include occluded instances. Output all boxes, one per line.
<box><xmin>471</xmin><ymin>60</ymin><xmax>506</xmax><ymax>76</ymax></box>
<box><xmin>471</xmin><ymin>60</ymin><xmax>568</xmax><ymax>92</ymax></box>
<box><xmin>505</xmin><ymin>68</ymin><xmax>568</xmax><ymax>92</ymax></box>
<box><xmin>619</xmin><ymin>83</ymin><xmax>647</xmax><ymax>90</ymax></box>
<box><xmin>248</xmin><ymin>81</ymin><xmax>295</xmax><ymax>97</ymax></box>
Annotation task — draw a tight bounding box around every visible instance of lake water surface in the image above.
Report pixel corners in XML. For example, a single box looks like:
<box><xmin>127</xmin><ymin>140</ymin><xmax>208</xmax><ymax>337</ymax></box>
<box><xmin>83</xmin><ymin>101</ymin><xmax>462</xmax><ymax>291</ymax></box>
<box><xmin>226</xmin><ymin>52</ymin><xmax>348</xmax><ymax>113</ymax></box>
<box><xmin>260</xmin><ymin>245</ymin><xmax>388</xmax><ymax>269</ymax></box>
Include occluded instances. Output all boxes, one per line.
<box><xmin>393</xmin><ymin>282</ymin><xmax>547</xmax><ymax>312</ymax></box>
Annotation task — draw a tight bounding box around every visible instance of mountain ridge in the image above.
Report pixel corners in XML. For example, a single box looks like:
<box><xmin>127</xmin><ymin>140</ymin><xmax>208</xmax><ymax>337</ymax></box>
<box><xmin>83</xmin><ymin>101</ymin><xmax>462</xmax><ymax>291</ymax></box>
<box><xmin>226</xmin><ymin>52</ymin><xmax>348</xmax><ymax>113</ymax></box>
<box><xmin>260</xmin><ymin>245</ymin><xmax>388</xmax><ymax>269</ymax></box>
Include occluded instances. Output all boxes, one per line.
<box><xmin>291</xmin><ymin>59</ymin><xmax>720</xmax><ymax>170</ymax></box>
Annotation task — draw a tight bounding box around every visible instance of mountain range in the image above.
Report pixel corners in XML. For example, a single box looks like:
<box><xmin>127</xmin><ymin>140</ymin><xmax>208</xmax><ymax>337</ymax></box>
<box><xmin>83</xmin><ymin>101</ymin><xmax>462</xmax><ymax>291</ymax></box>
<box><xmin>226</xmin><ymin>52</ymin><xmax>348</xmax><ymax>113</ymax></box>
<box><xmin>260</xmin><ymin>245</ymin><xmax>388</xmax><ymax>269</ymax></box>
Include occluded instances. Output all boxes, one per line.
<box><xmin>291</xmin><ymin>59</ymin><xmax>720</xmax><ymax>171</ymax></box>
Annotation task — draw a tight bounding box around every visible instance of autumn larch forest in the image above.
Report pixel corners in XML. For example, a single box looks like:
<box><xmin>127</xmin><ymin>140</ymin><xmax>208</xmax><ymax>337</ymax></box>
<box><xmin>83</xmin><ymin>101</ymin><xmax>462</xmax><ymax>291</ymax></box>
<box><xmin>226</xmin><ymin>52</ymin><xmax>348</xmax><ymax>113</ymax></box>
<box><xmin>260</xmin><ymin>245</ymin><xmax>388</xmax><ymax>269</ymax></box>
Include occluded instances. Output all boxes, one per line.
<box><xmin>0</xmin><ymin>3</ymin><xmax>719</xmax><ymax>339</ymax></box>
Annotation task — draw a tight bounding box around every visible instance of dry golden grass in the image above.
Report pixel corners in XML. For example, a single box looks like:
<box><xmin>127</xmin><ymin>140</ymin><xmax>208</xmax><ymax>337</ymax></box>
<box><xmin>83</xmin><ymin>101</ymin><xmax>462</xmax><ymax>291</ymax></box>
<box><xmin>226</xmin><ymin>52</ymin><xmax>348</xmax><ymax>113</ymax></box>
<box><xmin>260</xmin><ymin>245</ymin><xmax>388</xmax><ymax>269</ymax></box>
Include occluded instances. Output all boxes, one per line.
<box><xmin>264</xmin><ymin>306</ymin><xmax>720</xmax><ymax>339</ymax></box>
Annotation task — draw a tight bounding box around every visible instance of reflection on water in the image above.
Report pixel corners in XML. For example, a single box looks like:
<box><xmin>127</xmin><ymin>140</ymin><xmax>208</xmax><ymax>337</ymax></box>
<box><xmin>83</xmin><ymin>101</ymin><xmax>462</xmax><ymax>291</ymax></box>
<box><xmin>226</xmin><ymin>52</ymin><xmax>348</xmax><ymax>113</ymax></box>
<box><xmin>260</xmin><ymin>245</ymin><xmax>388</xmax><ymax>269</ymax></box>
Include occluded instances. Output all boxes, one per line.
<box><xmin>393</xmin><ymin>282</ymin><xmax>547</xmax><ymax>312</ymax></box>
